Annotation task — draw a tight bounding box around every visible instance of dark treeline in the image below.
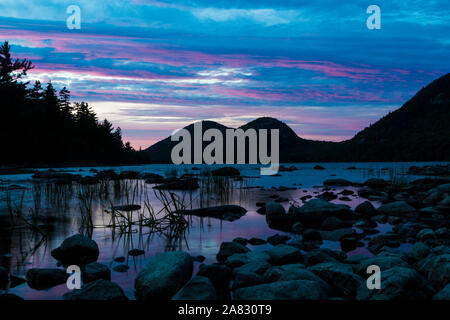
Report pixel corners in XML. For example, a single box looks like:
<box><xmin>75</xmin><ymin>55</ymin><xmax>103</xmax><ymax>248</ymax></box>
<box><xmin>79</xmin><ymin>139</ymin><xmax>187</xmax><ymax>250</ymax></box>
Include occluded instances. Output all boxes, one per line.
<box><xmin>0</xmin><ymin>41</ymin><xmax>147</xmax><ymax>165</ymax></box>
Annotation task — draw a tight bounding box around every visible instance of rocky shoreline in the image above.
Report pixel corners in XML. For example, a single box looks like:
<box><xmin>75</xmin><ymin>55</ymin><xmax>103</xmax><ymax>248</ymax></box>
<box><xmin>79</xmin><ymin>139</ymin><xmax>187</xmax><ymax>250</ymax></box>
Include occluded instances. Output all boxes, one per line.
<box><xmin>0</xmin><ymin>164</ymin><xmax>449</xmax><ymax>300</ymax></box>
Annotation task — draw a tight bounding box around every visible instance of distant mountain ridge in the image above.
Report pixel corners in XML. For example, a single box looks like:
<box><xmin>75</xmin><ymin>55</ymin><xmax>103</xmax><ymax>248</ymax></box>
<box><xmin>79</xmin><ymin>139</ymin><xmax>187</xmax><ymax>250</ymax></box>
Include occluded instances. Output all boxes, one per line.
<box><xmin>144</xmin><ymin>73</ymin><xmax>450</xmax><ymax>162</ymax></box>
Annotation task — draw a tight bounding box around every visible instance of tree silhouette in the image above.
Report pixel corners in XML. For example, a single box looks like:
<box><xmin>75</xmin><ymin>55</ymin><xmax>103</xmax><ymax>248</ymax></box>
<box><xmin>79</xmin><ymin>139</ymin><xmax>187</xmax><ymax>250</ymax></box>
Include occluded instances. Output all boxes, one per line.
<box><xmin>0</xmin><ymin>41</ymin><xmax>146</xmax><ymax>165</ymax></box>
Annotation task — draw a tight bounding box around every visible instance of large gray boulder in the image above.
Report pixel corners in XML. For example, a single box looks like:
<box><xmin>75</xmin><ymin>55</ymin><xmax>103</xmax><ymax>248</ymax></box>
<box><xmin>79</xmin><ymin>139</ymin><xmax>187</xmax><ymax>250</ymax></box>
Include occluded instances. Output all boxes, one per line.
<box><xmin>135</xmin><ymin>251</ymin><xmax>193</xmax><ymax>300</ymax></box>
<box><xmin>51</xmin><ymin>234</ymin><xmax>99</xmax><ymax>265</ymax></box>
<box><xmin>172</xmin><ymin>276</ymin><xmax>216</xmax><ymax>300</ymax></box>
<box><xmin>234</xmin><ymin>280</ymin><xmax>328</xmax><ymax>300</ymax></box>
<box><xmin>63</xmin><ymin>279</ymin><xmax>127</xmax><ymax>300</ymax></box>
<box><xmin>357</xmin><ymin>267</ymin><xmax>434</xmax><ymax>300</ymax></box>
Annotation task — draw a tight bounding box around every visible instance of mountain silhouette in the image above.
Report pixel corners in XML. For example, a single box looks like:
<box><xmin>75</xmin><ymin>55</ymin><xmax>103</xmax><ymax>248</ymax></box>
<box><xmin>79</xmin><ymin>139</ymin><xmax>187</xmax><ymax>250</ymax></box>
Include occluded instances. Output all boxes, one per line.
<box><xmin>144</xmin><ymin>73</ymin><xmax>450</xmax><ymax>163</ymax></box>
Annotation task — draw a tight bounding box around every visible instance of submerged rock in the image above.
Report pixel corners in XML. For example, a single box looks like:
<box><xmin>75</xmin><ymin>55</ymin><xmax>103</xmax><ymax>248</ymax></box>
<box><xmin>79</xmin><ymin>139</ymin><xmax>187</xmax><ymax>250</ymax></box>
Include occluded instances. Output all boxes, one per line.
<box><xmin>323</xmin><ymin>179</ymin><xmax>353</xmax><ymax>186</ymax></box>
<box><xmin>177</xmin><ymin>205</ymin><xmax>247</xmax><ymax>222</ymax></box>
<box><xmin>172</xmin><ymin>276</ymin><xmax>216</xmax><ymax>300</ymax></box>
<box><xmin>51</xmin><ymin>234</ymin><xmax>99</xmax><ymax>266</ymax></box>
<box><xmin>112</xmin><ymin>205</ymin><xmax>141</xmax><ymax>212</ymax></box>
<box><xmin>26</xmin><ymin>268</ymin><xmax>68</xmax><ymax>290</ymax></box>
<box><xmin>128</xmin><ymin>249</ymin><xmax>145</xmax><ymax>256</ymax></box>
<box><xmin>234</xmin><ymin>280</ymin><xmax>328</xmax><ymax>300</ymax></box>
<box><xmin>135</xmin><ymin>251</ymin><xmax>193</xmax><ymax>300</ymax></box>
<box><xmin>63</xmin><ymin>279</ymin><xmax>127</xmax><ymax>300</ymax></box>
<box><xmin>153</xmin><ymin>178</ymin><xmax>199</xmax><ymax>190</ymax></box>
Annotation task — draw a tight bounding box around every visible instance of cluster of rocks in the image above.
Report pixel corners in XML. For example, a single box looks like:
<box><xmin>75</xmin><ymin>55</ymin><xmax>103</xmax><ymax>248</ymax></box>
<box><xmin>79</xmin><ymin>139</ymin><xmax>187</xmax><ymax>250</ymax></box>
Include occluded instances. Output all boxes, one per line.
<box><xmin>408</xmin><ymin>164</ymin><xmax>450</xmax><ymax>176</ymax></box>
<box><xmin>31</xmin><ymin>166</ymin><xmax>242</xmax><ymax>191</ymax></box>
<box><xmin>157</xmin><ymin>239</ymin><xmax>450</xmax><ymax>300</ymax></box>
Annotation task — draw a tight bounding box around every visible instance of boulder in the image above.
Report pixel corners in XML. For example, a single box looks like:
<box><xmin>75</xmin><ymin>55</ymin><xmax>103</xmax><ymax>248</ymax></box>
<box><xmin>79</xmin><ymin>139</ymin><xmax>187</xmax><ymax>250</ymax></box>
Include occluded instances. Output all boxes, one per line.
<box><xmin>308</xmin><ymin>262</ymin><xmax>363</xmax><ymax>298</ymax></box>
<box><xmin>216</xmin><ymin>242</ymin><xmax>250</xmax><ymax>263</ymax></box>
<box><xmin>51</xmin><ymin>234</ymin><xmax>99</xmax><ymax>266</ymax></box>
<box><xmin>153</xmin><ymin>178</ymin><xmax>199</xmax><ymax>190</ymax></box>
<box><xmin>197</xmin><ymin>263</ymin><xmax>231</xmax><ymax>300</ymax></box>
<box><xmin>232</xmin><ymin>272</ymin><xmax>264</xmax><ymax>290</ymax></box>
<box><xmin>248</xmin><ymin>238</ymin><xmax>267</xmax><ymax>245</ymax></box>
<box><xmin>320</xmin><ymin>217</ymin><xmax>344</xmax><ymax>231</ymax></box>
<box><xmin>433</xmin><ymin>284</ymin><xmax>450</xmax><ymax>300</ymax></box>
<box><xmin>423</xmin><ymin>254</ymin><xmax>450</xmax><ymax>291</ymax></box>
<box><xmin>417</xmin><ymin>229</ymin><xmax>436</xmax><ymax>241</ymax></box>
<box><xmin>113</xmin><ymin>264</ymin><xmax>129</xmax><ymax>273</ymax></box>
<box><xmin>225</xmin><ymin>251</ymin><xmax>271</xmax><ymax>269</ymax></box>
<box><xmin>26</xmin><ymin>268</ymin><xmax>69</xmax><ymax>290</ymax></box>
<box><xmin>377</xmin><ymin>201</ymin><xmax>416</xmax><ymax>216</ymax></box>
<box><xmin>63</xmin><ymin>279</ymin><xmax>127</xmax><ymax>300</ymax></box>
<box><xmin>323</xmin><ymin>179</ymin><xmax>352</xmax><ymax>186</ymax></box>
<box><xmin>142</xmin><ymin>173</ymin><xmax>165</xmax><ymax>184</ymax></box>
<box><xmin>263</xmin><ymin>264</ymin><xmax>329</xmax><ymax>292</ymax></box>
<box><xmin>355</xmin><ymin>252</ymin><xmax>411</xmax><ymax>276</ymax></box>
<box><xmin>172</xmin><ymin>276</ymin><xmax>216</xmax><ymax>300</ymax></box>
<box><xmin>82</xmin><ymin>262</ymin><xmax>111</xmax><ymax>283</ymax></box>
<box><xmin>135</xmin><ymin>251</ymin><xmax>193</xmax><ymax>300</ymax></box>
<box><xmin>265</xmin><ymin>202</ymin><xmax>286</xmax><ymax>216</ymax></box>
<box><xmin>364</xmin><ymin>178</ymin><xmax>389</xmax><ymax>189</ymax></box>
<box><xmin>267</xmin><ymin>245</ymin><xmax>303</xmax><ymax>265</ymax></box>
<box><xmin>303</xmin><ymin>250</ymin><xmax>341</xmax><ymax>267</ymax></box>
<box><xmin>128</xmin><ymin>249</ymin><xmax>145</xmax><ymax>256</ymax></box>
<box><xmin>320</xmin><ymin>228</ymin><xmax>356</xmax><ymax>241</ymax></box>
<box><xmin>232</xmin><ymin>261</ymin><xmax>272</xmax><ymax>276</ymax></box>
<box><xmin>267</xmin><ymin>234</ymin><xmax>291</xmax><ymax>246</ymax></box>
<box><xmin>178</xmin><ymin>205</ymin><xmax>247</xmax><ymax>222</ymax></box>
<box><xmin>112</xmin><ymin>205</ymin><xmax>141</xmax><ymax>211</ymax></box>
<box><xmin>357</xmin><ymin>267</ymin><xmax>434</xmax><ymax>300</ymax></box>
<box><xmin>234</xmin><ymin>280</ymin><xmax>328</xmax><ymax>300</ymax></box>
<box><xmin>355</xmin><ymin>201</ymin><xmax>377</xmax><ymax>216</ymax></box>
<box><xmin>302</xmin><ymin>229</ymin><xmax>322</xmax><ymax>241</ymax></box>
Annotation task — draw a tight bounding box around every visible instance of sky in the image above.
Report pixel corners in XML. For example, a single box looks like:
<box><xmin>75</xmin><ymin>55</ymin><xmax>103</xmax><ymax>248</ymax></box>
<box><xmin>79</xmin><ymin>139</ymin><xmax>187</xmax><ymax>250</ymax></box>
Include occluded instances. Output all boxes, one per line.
<box><xmin>0</xmin><ymin>0</ymin><xmax>449</xmax><ymax>149</ymax></box>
